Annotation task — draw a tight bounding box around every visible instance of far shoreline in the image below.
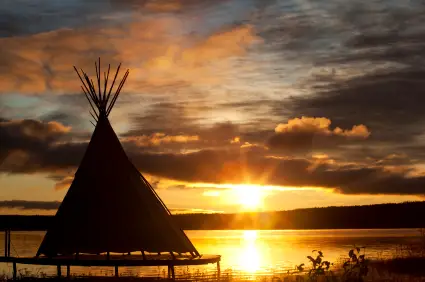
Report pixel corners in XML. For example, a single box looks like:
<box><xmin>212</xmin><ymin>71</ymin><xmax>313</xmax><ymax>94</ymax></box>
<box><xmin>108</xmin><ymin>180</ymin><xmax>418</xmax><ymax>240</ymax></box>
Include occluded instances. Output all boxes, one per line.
<box><xmin>1</xmin><ymin>201</ymin><xmax>424</xmax><ymax>231</ymax></box>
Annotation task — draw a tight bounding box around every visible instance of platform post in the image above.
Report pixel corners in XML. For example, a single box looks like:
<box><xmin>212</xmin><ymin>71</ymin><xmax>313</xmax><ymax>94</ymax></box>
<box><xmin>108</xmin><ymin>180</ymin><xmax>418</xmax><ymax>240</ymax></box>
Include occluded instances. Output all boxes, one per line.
<box><xmin>217</xmin><ymin>261</ymin><xmax>221</xmax><ymax>281</ymax></box>
<box><xmin>57</xmin><ymin>265</ymin><xmax>61</xmax><ymax>277</ymax></box>
<box><xmin>7</xmin><ymin>230</ymin><xmax>11</xmax><ymax>257</ymax></box>
<box><xmin>67</xmin><ymin>265</ymin><xmax>70</xmax><ymax>278</ymax></box>
<box><xmin>167</xmin><ymin>265</ymin><xmax>171</xmax><ymax>278</ymax></box>
<box><xmin>4</xmin><ymin>230</ymin><xmax>7</xmax><ymax>257</ymax></box>
<box><xmin>115</xmin><ymin>265</ymin><xmax>118</xmax><ymax>277</ymax></box>
<box><xmin>13</xmin><ymin>261</ymin><xmax>16</xmax><ymax>280</ymax></box>
<box><xmin>170</xmin><ymin>265</ymin><xmax>175</xmax><ymax>280</ymax></box>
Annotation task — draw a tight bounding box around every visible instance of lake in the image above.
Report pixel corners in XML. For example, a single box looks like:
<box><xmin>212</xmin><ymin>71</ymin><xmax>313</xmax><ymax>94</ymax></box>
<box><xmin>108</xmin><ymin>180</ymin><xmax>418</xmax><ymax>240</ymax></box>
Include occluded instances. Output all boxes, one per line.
<box><xmin>0</xmin><ymin>229</ymin><xmax>421</xmax><ymax>277</ymax></box>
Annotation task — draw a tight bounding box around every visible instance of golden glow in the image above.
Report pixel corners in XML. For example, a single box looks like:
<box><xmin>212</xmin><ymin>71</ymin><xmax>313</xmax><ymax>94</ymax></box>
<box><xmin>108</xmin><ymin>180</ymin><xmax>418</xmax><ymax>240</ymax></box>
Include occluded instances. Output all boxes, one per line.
<box><xmin>203</xmin><ymin>190</ymin><xmax>221</xmax><ymax>197</ymax></box>
<box><xmin>188</xmin><ymin>182</ymin><xmax>320</xmax><ymax>192</ymax></box>
<box><xmin>238</xmin><ymin>231</ymin><xmax>261</xmax><ymax>272</ymax></box>
<box><xmin>243</xmin><ymin>230</ymin><xmax>257</xmax><ymax>241</ymax></box>
<box><xmin>235</xmin><ymin>186</ymin><xmax>263</xmax><ymax>210</ymax></box>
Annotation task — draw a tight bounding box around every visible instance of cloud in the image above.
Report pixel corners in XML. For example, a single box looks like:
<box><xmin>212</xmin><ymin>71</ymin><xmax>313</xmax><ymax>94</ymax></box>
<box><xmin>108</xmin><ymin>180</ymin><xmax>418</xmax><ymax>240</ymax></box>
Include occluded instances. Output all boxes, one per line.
<box><xmin>53</xmin><ymin>176</ymin><xmax>74</xmax><ymax>190</ymax></box>
<box><xmin>282</xmin><ymin>3</ymin><xmax>425</xmax><ymax>148</ymax></box>
<box><xmin>274</xmin><ymin>117</ymin><xmax>369</xmax><ymax>138</ymax></box>
<box><xmin>0</xmin><ymin>117</ymin><xmax>423</xmax><ymax>196</ymax></box>
<box><xmin>267</xmin><ymin>117</ymin><xmax>370</xmax><ymax>153</ymax></box>
<box><xmin>144</xmin><ymin>0</ymin><xmax>182</xmax><ymax>12</ymax></box>
<box><xmin>122</xmin><ymin>133</ymin><xmax>200</xmax><ymax>147</ymax></box>
<box><xmin>0</xmin><ymin>200</ymin><xmax>60</xmax><ymax>210</ymax></box>
<box><xmin>0</xmin><ymin>119</ymin><xmax>71</xmax><ymax>160</ymax></box>
<box><xmin>128</xmin><ymin>150</ymin><xmax>425</xmax><ymax>196</ymax></box>
<box><xmin>0</xmin><ymin>118</ymin><xmax>83</xmax><ymax>174</ymax></box>
<box><xmin>0</xmin><ymin>16</ymin><xmax>260</xmax><ymax>95</ymax></box>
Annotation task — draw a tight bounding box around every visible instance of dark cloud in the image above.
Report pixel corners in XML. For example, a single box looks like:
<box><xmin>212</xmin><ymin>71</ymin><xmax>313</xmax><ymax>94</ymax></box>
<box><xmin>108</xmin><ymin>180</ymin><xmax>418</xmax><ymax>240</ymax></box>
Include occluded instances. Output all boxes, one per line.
<box><xmin>0</xmin><ymin>118</ymin><xmax>70</xmax><ymax>153</ymax></box>
<box><xmin>2</xmin><ymin>117</ymin><xmax>424</xmax><ymax>195</ymax></box>
<box><xmin>129</xmin><ymin>149</ymin><xmax>425</xmax><ymax>195</ymax></box>
<box><xmin>129</xmin><ymin>102</ymin><xmax>201</xmax><ymax>135</ymax></box>
<box><xmin>272</xmin><ymin>2</ymin><xmax>425</xmax><ymax>166</ymax></box>
<box><xmin>0</xmin><ymin>118</ymin><xmax>83</xmax><ymax>173</ymax></box>
<box><xmin>0</xmin><ymin>200</ymin><xmax>60</xmax><ymax>210</ymax></box>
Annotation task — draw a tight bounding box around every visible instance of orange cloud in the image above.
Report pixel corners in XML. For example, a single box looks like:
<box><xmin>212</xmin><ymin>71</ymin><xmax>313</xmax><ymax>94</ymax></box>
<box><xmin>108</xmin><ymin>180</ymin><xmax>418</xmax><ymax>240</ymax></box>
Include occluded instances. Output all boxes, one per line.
<box><xmin>275</xmin><ymin>117</ymin><xmax>370</xmax><ymax>138</ymax></box>
<box><xmin>0</xmin><ymin>119</ymin><xmax>71</xmax><ymax>141</ymax></box>
<box><xmin>54</xmin><ymin>176</ymin><xmax>74</xmax><ymax>190</ymax></box>
<box><xmin>0</xmin><ymin>16</ymin><xmax>260</xmax><ymax>95</ymax></box>
<box><xmin>144</xmin><ymin>0</ymin><xmax>182</xmax><ymax>12</ymax></box>
<box><xmin>268</xmin><ymin>117</ymin><xmax>371</xmax><ymax>153</ymax></box>
<box><xmin>123</xmin><ymin>133</ymin><xmax>200</xmax><ymax>146</ymax></box>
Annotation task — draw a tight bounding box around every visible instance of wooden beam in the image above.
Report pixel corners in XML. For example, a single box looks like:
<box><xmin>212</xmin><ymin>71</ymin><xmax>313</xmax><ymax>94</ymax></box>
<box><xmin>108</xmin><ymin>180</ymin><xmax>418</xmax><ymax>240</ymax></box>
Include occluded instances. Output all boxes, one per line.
<box><xmin>74</xmin><ymin>67</ymin><xmax>95</xmax><ymax>104</ymax></box>
<box><xmin>57</xmin><ymin>265</ymin><xmax>61</xmax><ymax>277</ymax></box>
<box><xmin>170</xmin><ymin>265</ymin><xmax>175</xmax><ymax>280</ymax></box>
<box><xmin>141</xmin><ymin>250</ymin><xmax>146</xmax><ymax>260</ymax></box>
<box><xmin>13</xmin><ymin>261</ymin><xmax>16</xmax><ymax>280</ymax></box>
<box><xmin>105</xmin><ymin>63</ymin><xmax>121</xmax><ymax>109</ymax></box>
<box><xmin>217</xmin><ymin>261</ymin><xmax>221</xmax><ymax>281</ymax></box>
<box><xmin>4</xmin><ymin>230</ymin><xmax>7</xmax><ymax>257</ymax></box>
<box><xmin>114</xmin><ymin>265</ymin><xmax>119</xmax><ymax>277</ymax></box>
<box><xmin>103</xmin><ymin>64</ymin><xmax>111</xmax><ymax>104</ymax></box>
<box><xmin>67</xmin><ymin>265</ymin><xmax>70</xmax><ymax>278</ymax></box>
<box><xmin>106</xmin><ymin>70</ymin><xmax>129</xmax><ymax>116</ymax></box>
<box><xmin>7</xmin><ymin>230</ymin><xmax>11</xmax><ymax>257</ymax></box>
<box><xmin>95</xmin><ymin>58</ymin><xmax>101</xmax><ymax>104</ymax></box>
<box><xmin>81</xmin><ymin>86</ymin><xmax>99</xmax><ymax>119</ymax></box>
<box><xmin>89</xmin><ymin>111</ymin><xmax>98</xmax><ymax>123</ymax></box>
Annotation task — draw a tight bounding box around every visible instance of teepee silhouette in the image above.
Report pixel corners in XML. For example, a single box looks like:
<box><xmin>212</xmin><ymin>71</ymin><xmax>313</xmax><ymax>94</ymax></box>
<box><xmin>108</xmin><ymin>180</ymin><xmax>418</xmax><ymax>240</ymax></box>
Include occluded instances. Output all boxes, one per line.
<box><xmin>37</xmin><ymin>59</ymin><xmax>199</xmax><ymax>258</ymax></box>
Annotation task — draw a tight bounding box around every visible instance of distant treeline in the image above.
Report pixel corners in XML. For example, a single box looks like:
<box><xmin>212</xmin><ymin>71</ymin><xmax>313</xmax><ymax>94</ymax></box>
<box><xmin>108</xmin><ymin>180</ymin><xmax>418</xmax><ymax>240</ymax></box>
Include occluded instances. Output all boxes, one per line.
<box><xmin>1</xmin><ymin>201</ymin><xmax>424</xmax><ymax>231</ymax></box>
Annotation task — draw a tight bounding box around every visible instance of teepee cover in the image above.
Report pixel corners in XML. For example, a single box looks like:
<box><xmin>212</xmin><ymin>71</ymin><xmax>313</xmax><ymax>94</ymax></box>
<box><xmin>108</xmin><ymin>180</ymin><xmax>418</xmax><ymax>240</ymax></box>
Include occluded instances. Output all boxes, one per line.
<box><xmin>37</xmin><ymin>60</ymin><xmax>198</xmax><ymax>257</ymax></box>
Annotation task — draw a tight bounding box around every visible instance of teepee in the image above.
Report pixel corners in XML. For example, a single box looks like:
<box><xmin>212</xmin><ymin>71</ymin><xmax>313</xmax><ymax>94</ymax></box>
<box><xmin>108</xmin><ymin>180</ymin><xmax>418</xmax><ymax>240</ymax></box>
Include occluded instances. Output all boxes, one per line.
<box><xmin>37</xmin><ymin>59</ymin><xmax>199</xmax><ymax>257</ymax></box>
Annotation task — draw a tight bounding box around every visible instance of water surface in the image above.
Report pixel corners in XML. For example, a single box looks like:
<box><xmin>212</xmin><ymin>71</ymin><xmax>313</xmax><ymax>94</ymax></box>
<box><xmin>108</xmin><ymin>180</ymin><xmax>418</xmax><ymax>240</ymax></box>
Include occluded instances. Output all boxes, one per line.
<box><xmin>0</xmin><ymin>229</ymin><xmax>421</xmax><ymax>277</ymax></box>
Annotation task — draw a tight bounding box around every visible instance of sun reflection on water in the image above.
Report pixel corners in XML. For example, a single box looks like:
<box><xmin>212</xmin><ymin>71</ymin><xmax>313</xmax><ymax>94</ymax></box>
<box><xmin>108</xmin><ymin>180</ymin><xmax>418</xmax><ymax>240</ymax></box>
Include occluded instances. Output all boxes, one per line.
<box><xmin>237</xmin><ymin>231</ymin><xmax>262</xmax><ymax>272</ymax></box>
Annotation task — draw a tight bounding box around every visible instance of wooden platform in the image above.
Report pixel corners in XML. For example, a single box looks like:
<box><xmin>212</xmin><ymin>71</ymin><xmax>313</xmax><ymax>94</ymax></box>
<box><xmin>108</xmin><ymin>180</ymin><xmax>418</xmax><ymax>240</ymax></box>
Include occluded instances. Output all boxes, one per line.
<box><xmin>0</xmin><ymin>254</ymin><xmax>221</xmax><ymax>280</ymax></box>
<box><xmin>0</xmin><ymin>254</ymin><xmax>221</xmax><ymax>267</ymax></box>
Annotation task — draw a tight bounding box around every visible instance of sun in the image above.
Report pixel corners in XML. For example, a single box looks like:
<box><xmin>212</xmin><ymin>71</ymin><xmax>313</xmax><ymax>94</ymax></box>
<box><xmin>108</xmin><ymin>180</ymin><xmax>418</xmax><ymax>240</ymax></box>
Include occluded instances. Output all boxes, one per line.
<box><xmin>235</xmin><ymin>185</ymin><xmax>264</xmax><ymax>210</ymax></box>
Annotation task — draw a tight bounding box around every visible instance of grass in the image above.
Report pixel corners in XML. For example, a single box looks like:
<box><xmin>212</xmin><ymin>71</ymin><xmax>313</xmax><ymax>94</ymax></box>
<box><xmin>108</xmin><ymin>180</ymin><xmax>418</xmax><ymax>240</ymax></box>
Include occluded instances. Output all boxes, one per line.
<box><xmin>370</xmin><ymin>257</ymin><xmax>425</xmax><ymax>277</ymax></box>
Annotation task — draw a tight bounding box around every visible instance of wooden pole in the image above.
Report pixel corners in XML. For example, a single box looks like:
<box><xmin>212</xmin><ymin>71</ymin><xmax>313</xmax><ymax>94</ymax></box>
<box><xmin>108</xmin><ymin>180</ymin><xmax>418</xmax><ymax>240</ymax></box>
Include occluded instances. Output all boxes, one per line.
<box><xmin>57</xmin><ymin>265</ymin><xmax>61</xmax><ymax>278</ymax></box>
<box><xmin>114</xmin><ymin>265</ymin><xmax>119</xmax><ymax>277</ymax></box>
<box><xmin>170</xmin><ymin>265</ymin><xmax>175</xmax><ymax>280</ymax></box>
<box><xmin>167</xmin><ymin>265</ymin><xmax>171</xmax><ymax>279</ymax></box>
<box><xmin>217</xmin><ymin>261</ymin><xmax>221</xmax><ymax>281</ymax></box>
<box><xmin>67</xmin><ymin>265</ymin><xmax>70</xmax><ymax>278</ymax></box>
<box><xmin>4</xmin><ymin>230</ymin><xmax>7</xmax><ymax>257</ymax></box>
<box><xmin>13</xmin><ymin>261</ymin><xmax>16</xmax><ymax>281</ymax></box>
<box><xmin>7</xmin><ymin>230</ymin><xmax>11</xmax><ymax>257</ymax></box>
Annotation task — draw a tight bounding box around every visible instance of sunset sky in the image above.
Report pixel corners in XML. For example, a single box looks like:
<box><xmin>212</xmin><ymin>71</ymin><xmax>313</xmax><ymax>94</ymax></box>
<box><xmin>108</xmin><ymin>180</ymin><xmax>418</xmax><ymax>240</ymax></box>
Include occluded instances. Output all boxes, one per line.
<box><xmin>1</xmin><ymin>0</ymin><xmax>425</xmax><ymax>214</ymax></box>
